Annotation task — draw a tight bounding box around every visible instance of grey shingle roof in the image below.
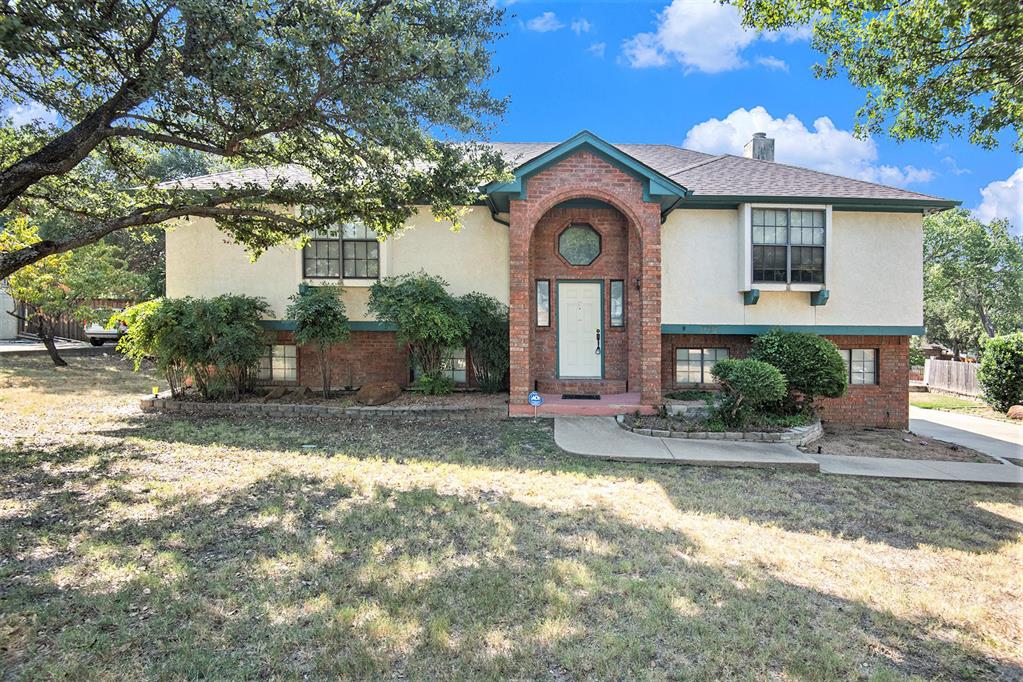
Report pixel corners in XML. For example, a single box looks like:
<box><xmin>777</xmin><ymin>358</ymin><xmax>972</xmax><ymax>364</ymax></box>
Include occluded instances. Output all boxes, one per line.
<box><xmin>487</xmin><ymin>141</ymin><xmax>953</xmax><ymax>204</ymax></box>
<box><xmin>155</xmin><ymin>164</ymin><xmax>313</xmax><ymax>190</ymax></box>
<box><xmin>160</xmin><ymin>141</ymin><xmax>956</xmax><ymax>206</ymax></box>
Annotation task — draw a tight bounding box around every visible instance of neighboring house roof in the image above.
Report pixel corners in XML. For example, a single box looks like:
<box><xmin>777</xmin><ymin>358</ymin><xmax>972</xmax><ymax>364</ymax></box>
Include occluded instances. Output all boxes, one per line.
<box><xmin>160</xmin><ymin>131</ymin><xmax>959</xmax><ymax>212</ymax></box>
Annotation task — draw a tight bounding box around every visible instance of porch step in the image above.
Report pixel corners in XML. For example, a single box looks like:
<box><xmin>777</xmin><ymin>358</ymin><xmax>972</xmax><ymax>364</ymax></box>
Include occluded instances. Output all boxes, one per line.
<box><xmin>509</xmin><ymin>391</ymin><xmax>656</xmax><ymax>418</ymax></box>
<box><xmin>535</xmin><ymin>379</ymin><xmax>628</xmax><ymax>395</ymax></box>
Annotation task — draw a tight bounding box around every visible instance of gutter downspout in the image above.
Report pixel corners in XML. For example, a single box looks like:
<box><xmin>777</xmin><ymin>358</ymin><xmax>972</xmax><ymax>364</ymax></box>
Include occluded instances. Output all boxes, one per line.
<box><xmin>485</xmin><ymin>194</ymin><xmax>510</xmax><ymax>226</ymax></box>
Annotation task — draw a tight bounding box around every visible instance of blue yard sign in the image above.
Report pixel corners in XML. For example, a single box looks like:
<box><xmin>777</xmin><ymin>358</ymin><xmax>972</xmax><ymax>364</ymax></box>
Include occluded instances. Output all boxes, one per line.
<box><xmin>527</xmin><ymin>391</ymin><xmax>544</xmax><ymax>406</ymax></box>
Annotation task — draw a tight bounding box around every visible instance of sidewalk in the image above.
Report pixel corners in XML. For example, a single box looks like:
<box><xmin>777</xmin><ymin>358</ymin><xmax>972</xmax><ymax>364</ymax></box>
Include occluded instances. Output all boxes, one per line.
<box><xmin>0</xmin><ymin>337</ymin><xmax>108</xmax><ymax>358</ymax></box>
<box><xmin>909</xmin><ymin>406</ymin><xmax>1021</xmax><ymax>463</ymax></box>
<box><xmin>554</xmin><ymin>416</ymin><xmax>1023</xmax><ymax>485</ymax></box>
<box><xmin>554</xmin><ymin>417</ymin><xmax>819</xmax><ymax>471</ymax></box>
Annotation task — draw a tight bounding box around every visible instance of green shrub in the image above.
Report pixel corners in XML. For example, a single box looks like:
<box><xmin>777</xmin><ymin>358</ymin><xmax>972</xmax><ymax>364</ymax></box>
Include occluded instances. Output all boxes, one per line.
<box><xmin>977</xmin><ymin>332</ymin><xmax>1023</xmax><ymax>412</ymax></box>
<box><xmin>459</xmin><ymin>292</ymin><xmax>509</xmax><ymax>393</ymax></box>
<box><xmin>909</xmin><ymin>336</ymin><xmax>926</xmax><ymax>367</ymax></box>
<box><xmin>711</xmin><ymin>358</ymin><xmax>787</xmax><ymax>427</ymax></box>
<box><xmin>368</xmin><ymin>272</ymin><xmax>468</xmax><ymax>395</ymax></box>
<box><xmin>748</xmin><ymin>329</ymin><xmax>847</xmax><ymax>411</ymax></box>
<box><xmin>118</xmin><ymin>295</ymin><xmax>270</xmax><ymax>401</ymax></box>
<box><xmin>287</xmin><ymin>285</ymin><xmax>351</xmax><ymax>398</ymax></box>
<box><xmin>417</xmin><ymin>374</ymin><xmax>456</xmax><ymax>396</ymax></box>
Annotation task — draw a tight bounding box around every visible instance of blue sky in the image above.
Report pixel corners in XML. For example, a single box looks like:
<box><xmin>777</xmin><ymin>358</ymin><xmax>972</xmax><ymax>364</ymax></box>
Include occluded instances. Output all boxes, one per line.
<box><xmin>483</xmin><ymin>0</ymin><xmax>1023</xmax><ymax>231</ymax></box>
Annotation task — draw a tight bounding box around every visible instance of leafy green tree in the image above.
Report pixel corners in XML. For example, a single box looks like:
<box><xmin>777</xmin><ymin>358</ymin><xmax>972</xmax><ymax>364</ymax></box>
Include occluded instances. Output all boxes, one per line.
<box><xmin>287</xmin><ymin>286</ymin><xmax>351</xmax><ymax>398</ymax></box>
<box><xmin>923</xmin><ymin>209</ymin><xmax>1023</xmax><ymax>356</ymax></box>
<box><xmin>459</xmin><ymin>292</ymin><xmax>509</xmax><ymax>393</ymax></box>
<box><xmin>748</xmin><ymin>329</ymin><xmax>847</xmax><ymax>412</ymax></box>
<box><xmin>0</xmin><ymin>0</ymin><xmax>508</xmax><ymax>280</ymax></box>
<box><xmin>1</xmin><ymin>216</ymin><xmax>145</xmax><ymax>366</ymax></box>
<box><xmin>731</xmin><ymin>0</ymin><xmax>1023</xmax><ymax>150</ymax></box>
<box><xmin>977</xmin><ymin>332</ymin><xmax>1023</xmax><ymax>412</ymax></box>
<box><xmin>368</xmin><ymin>272</ymin><xmax>468</xmax><ymax>395</ymax></box>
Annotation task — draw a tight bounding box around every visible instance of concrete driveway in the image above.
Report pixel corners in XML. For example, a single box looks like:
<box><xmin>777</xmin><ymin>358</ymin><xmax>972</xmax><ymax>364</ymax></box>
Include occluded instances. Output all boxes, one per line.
<box><xmin>909</xmin><ymin>406</ymin><xmax>1022</xmax><ymax>463</ymax></box>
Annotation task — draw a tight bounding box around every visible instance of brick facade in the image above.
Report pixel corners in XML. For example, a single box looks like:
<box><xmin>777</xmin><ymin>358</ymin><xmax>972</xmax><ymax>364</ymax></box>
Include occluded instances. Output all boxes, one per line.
<box><xmin>268</xmin><ymin>330</ymin><xmax>411</xmax><ymax>390</ymax></box>
<box><xmin>661</xmin><ymin>333</ymin><xmax>910</xmax><ymax>428</ymax></box>
<box><xmin>529</xmin><ymin>206</ymin><xmax>641</xmax><ymax>394</ymax></box>
<box><xmin>509</xmin><ymin>150</ymin><xmax>663</xmax><ymax>403</ymax></box>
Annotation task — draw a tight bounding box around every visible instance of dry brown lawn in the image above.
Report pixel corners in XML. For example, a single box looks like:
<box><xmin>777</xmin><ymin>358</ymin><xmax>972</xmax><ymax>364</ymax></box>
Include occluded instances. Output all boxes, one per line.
<box><xmin>1</xmin><ymin>354</ymin><xmax>1021</xmax><ymax>680</ymax></box>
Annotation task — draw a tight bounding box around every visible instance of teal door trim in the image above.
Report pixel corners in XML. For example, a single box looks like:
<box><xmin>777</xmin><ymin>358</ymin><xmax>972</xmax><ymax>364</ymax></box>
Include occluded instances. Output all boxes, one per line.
<box><xmin>555</xmin><ymin>279</ymin><xmax>605</xmax><ymax>380</ymax></box>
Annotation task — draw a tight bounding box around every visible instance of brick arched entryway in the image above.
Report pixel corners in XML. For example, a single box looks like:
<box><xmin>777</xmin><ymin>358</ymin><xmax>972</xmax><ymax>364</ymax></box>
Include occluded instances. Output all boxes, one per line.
<box><xmin>507</xmin><ymin>150</ymin><xmax>663</xmax><ymax>404</ymax></box>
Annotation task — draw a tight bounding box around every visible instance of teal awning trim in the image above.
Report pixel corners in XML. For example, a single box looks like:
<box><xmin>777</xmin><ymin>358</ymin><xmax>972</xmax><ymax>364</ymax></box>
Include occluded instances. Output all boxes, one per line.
<box><xmin>661</xmin><ymin>324</ymin><xmax>923</xmax><ymax>336</ymax></box>
<box><xmin>484</xmin><ymin>130</ymin><xmax>690</xmax><ymax>215</ymax></box>
<box><xmin>261</xmin><ymin>320</ymin><xmax>397</xmax><ymax>332</ymax></box>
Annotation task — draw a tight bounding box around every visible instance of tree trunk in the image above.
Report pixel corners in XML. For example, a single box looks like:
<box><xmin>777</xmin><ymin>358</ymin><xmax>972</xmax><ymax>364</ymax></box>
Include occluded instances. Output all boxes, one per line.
<box><xmin>37</xmin><ymin>321</ymin><xmax>67</xmax><ymax>367</ymax></box>
<box><xmin>319</xmin><ymin>345</ymin><xmax>331</xmax><ymax>399</ymax></box>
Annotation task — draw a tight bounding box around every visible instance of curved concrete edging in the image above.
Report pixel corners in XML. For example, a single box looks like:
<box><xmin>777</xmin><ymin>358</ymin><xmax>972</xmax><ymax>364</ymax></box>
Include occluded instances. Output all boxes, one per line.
<box><xmin>615</xmin><ymin>414</ymin><xmax>824</xmax><ymax>447</ymax></box>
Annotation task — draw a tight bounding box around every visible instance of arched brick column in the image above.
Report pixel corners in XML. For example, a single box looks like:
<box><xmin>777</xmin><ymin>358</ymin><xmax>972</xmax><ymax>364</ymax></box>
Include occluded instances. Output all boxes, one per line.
<box><xmin>508</xmin><ymin>151</ymin><xmax>662</xmax><ymax>404</ymax></box>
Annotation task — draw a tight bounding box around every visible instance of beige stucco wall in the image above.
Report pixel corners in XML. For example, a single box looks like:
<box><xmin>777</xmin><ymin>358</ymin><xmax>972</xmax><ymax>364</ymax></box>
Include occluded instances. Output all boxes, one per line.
<box><xmin>165</xmin><ymin>205</ymin><xmax>509</xmax><ymax>320</ymax></box>
<box><xmin>388</xmin><ymin>206</ymin><xmax>510</xmax><ymax>304</ymax></box>
<box><xmin>661</xmin><ymin>209</ymin><xmax>923</xmax><ymax>327</ymax></box>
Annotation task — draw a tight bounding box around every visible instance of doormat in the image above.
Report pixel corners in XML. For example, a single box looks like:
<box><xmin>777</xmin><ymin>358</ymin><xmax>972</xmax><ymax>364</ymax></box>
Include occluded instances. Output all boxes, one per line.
<box><xmin>561</xmin><ymin>394</ymin><xmax>601</xmax><ymax>400</ymax></box>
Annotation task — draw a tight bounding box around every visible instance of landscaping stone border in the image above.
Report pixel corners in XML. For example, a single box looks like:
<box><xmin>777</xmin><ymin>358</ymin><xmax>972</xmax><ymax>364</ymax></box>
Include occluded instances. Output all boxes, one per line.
<box><xmin>616</xmin><ymin>414</ymin><xmax>823</xmax><ymax>447</ymax></box>
<box><xmin>140</xmin><ymin>396</ymin><xmax>507</xmax><ymax>421</ymax></box>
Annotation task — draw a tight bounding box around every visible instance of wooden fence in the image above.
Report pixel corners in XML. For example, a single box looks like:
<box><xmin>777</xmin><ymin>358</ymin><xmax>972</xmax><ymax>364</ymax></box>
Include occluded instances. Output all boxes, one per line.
<box><xmin>15</xmin><ymin>298</ymin><xmax>133</xmax><ymax>343</ymax></box>
<box><xmin>925</xmin><ymin>359</ymin><xmax>981</xmax><ymax>397</ymax></box>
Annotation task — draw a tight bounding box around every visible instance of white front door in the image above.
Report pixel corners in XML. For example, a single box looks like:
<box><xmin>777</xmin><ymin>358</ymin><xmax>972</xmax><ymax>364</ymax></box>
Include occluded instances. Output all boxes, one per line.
<box><xmin>558</xmin><ymin>281</ymin><xmax>602</xmax><ymax>378</ymax></box>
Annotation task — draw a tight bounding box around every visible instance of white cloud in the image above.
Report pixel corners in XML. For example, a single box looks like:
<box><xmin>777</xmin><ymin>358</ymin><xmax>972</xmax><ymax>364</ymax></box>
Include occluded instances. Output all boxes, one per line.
<box><xmin>622</xmin><ymin>1</ymin><xmax>755</xmax><ymax>73</ymax></box>
<box><xmin>682</xmin><ymin>106</ymin><xmax>936</xmax><ymax>187</ymax></box>
<box><xmin>3</xmin><ymin>100</ymin><xmax>57</xmax><ymax>127</ymax></box>
<box><xmin>622</xmin><ymin>0</ymin><xmax>811</xmax><ymax>74</ymax></box>
<box><xmin>571</xmin><ymin>18</ymin><xmax>591</xmax><ymax>35</ymax></box>
<box><xmin>587</xmin><ymin>42</ymin><xmax>606</xmax><ymax>58</ymax></box>
<box><xmin>755</xmin><ymin>55</ymin><xmax>788</xmax><ymax>72</ymax></box>
<box><xmin>940</xmin><ymin>156</ymin><xmax>972</xmax><ymax>176</ymax></box>
<box><xmin>526</xmin><ymin>12</ymin><xmax>564</xmax><ymax>32</ymax></box>
<box><xmin>975</xmin><ymin>167</ymin><xmax>1023</xmax><ymax>231</ymax></box>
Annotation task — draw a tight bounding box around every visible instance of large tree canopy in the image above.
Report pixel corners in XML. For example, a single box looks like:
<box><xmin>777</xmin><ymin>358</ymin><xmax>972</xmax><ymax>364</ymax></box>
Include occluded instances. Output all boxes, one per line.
<box><xmin>731</xmin><ymin>0</ymin><xmax>1023</xmax><ymax>151</ymax></box>
<box><xmin>923</xmin><ymin>208</ymin><xmax>1023</xmax><ymax>356</ymax></box>
<box><xmin>0</xmin><ymin>0</ymin><xmax>508</xmax><ymax>280</ymax></box>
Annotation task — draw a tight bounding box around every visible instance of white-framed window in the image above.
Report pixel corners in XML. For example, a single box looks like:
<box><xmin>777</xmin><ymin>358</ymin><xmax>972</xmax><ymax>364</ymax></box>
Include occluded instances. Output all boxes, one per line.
<box><xmin>413</xmin><ymin>347</ymin><xmax>467</xmax><ymax>384</ymax></box>
<box><xmin>675</xmin><ymin>348</ymin><xmax>728</xmax><ymax>385</ymax></box>
<box><xmin>841</xmin><ymin>348</ymin><xmax>877</xmax><ymax>385</ymax></box>
<box><xmin>751</xmin><ymin>208</ymin><xmax>825</xmax><ymax>284</ymax></box>
<box><xmin>303</xmin><ymin>223</ymin><xmax>380</xmax><ymax>280</ymax></box>
<box><xmin>258</xmin><ymin>344</ymin><xmax>298</xmax><ymax>382</ymax></box>
<box><xmin>536</xmin><ymin>279</ymin><xmax>550</xmax><ymax>327</ymax></box>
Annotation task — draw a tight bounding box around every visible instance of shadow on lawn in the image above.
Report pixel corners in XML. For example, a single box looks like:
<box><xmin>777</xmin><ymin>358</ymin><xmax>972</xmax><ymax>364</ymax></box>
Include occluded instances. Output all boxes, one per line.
<box><xmin>94</xmin><ymin>413</ymin><xmax>1023</xmax><ymax>555</ymax></box>
<box><xmin>2</xmin><ymin>464</ymin><xmax>1017</xmax><ymax>680</ymax></box>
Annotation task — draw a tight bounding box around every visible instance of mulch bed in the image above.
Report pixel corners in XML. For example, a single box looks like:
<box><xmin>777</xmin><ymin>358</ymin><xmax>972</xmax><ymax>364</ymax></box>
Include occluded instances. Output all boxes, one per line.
<box><xmin>798</xmin><ymin>424</ymin><xmax>996</xmax><ymax>463</ymax></box>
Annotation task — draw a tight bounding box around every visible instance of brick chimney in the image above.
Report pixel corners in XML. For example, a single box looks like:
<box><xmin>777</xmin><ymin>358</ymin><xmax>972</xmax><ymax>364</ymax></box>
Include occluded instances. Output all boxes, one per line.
<box><xmin>743</xmin><ymin>132</ymin><xmax>775</xmax><ymax>161</ymax></box>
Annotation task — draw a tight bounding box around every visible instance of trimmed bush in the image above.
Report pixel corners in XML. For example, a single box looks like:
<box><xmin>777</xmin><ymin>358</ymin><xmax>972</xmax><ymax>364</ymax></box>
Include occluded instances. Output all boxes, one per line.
<box><xmin>368</xmin><ymin>272</ymin><xmax>468</xmax><ymax>395</ymax></box>
<box><xmin>977</xmin><ymin>332</ymin><xmax>1023</xmax><ymax>412</ymax></box>
<box><xmin>748</xmin><ymin>329</ymin><xmax>847</xmax><ymax>411</ymax></box>
<box><xmin>118</xmin><ymin>295</ymin><xmax>270</xmax><ymax>400</ymax></box>
<box><xmin>459</xmin><ymin>292</ymin><xmax>509</xmax><ymax>393</ymax></box>
<box><xmin>287</xmin><ymin>285</ymin><xmax>351</xmax><ymax>398</ymax></box>
<box><xmin>711</xmin><ymin>358</ymin><xmax>788</xmax><ymax>427</ymax></box>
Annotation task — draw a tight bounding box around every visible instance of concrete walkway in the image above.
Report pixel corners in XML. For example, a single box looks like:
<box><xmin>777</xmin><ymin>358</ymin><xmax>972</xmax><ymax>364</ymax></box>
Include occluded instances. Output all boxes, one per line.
<box><xmin>554</xmin><ymin>416</ymin><xmax>1023</xmax><ymax>485</ymax></box>
<box><xmin>909</xmin><ymin>406</ymin><xmax>1022</xmax><ymax>464</ymax></box>
<box><xmin>554</xmin><ymin>417</ymin><xmax>819</xmax><ymax>471</ymax></box>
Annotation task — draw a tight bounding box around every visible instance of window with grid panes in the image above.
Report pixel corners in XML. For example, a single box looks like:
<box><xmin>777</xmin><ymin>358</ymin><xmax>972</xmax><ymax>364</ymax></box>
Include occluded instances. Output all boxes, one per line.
<box><xmin>675</xmin><ymin>348</ymin><xmax>728</xmax><ymax>384</ymax></box>
<box><xmin>840</xmin><ymin>348</ymin><xmax>877</xmax><ymax>385</ymax></box>
<box><xmin>258</xmin><ymin>344</ymin><xmax>297</xmax><ymax>382</ymax></box>
<box><xmin>752</xmin><ymin>208</ymin><xmax>825</xmax><ymax>284</ymax></box>
<box><xmin>303</xmin><ymin>223</ymin><xmax>379</xmax><ymax>279</ymax></box>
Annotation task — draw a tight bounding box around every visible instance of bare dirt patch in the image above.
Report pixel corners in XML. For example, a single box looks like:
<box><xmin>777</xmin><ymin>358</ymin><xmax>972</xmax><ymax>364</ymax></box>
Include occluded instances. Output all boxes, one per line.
<box><xmin>237</xmin><ymin>387</ymin><xmax>509</xmax><ymax>409</ymax></box>
<box><xmin>800</xmin><ymin>424</ymin><xmax>996</xmax><ymax>463</ymax></box>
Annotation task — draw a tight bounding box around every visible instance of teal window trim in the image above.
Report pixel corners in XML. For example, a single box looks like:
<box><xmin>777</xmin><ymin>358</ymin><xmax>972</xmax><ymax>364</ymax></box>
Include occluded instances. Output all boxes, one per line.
<box><xmin>660</xmin><ymin>324</ymin><xmax>923</xmax><ymax>336</ymax></box>
<box><xmin>609</xmin><ymin>279</ymin><xmax>625</xmax><ymax>327</ymax></box>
